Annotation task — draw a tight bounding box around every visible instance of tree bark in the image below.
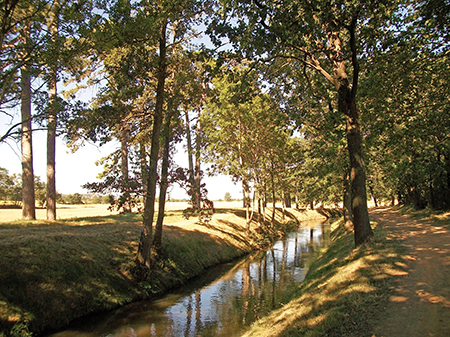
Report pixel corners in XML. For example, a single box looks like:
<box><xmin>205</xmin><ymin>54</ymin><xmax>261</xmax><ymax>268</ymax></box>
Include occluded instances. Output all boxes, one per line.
<box><xmin>120</xmin><ymin>126</ymin><xmax>131</xmax><ymax>212</ymax></box>
<box><xmin>153</xmin><ymin>110</ymin><xmax>173</xmax><ymax>252</ymax></box>
<box><xmin>194</xmin><ymin>110</ymin><xmax>201</xmax><ymax>209</ymax></box>
<box><xmin>139</xmin><ymin>141</ymin><xmax>148</xmax><ymax>206</ymax></box>
<box><xmin>21</xmin><ymin>64</ymin><xmax>35</xmax><ymax>220</ymax></box>
<box><xmin>46</xmin><ymin>0</ymin><xmax>60</xmax><ymax>221</ymax></box>
<box><xmin>330</xmin><ymin>24</ymin><xmax>373</xmax><ymax>246</ymax></box>
<box><xmin>137</xmin><ymin>19</ymin><xmax>167</xmax><ymax>268</ymax></box>
<box><xmin>341</xmin><ymin>84</ymin><xmax>373</xmax><ymax>245</ymax></box>
<box><xmin>270</xmin><ymin>163</ymin><xmax>276</xmax><ymax>227</ymax></box>
<box><xmin>343</xmin><ymin>167</ymin><xmax>353</xmax><ymax>228</ymax></box>
<box><xmin>184</xmin><ymin>110</ymin><xmax>197</xmax><ymax>209</ymax></box>
<box><xmin>46</xmin><ymin>66</ymin><xmax>57</xmax><ymax>220</ymax></box>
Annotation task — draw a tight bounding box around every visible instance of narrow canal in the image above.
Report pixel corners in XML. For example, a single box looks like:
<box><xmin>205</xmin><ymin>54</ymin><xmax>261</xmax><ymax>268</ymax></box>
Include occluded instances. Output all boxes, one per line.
<box><xmin>49</xmin><ymin>220</ymin><xmax>330</xmax><ymax>337</ymax></box>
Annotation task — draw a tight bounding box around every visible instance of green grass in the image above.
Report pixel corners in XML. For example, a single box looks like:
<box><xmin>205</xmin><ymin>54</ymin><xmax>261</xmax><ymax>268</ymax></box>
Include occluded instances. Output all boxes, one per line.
<box><xmin>242</xmin><ymin>216</ymin><xmax>406</xmax><ymax>337</ymax></box>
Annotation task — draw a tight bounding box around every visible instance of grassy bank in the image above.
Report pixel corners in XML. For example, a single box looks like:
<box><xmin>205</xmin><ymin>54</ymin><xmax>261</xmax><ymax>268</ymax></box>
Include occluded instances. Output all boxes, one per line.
<box><xmin>0</xmin><ymin>207</ymin><xmax>324</xmax><ymax>336</ymax></box>
<box><xmin>242</xmin><ymin>212</ymin><xmax>405</xmax><ymax>337</ymax></box>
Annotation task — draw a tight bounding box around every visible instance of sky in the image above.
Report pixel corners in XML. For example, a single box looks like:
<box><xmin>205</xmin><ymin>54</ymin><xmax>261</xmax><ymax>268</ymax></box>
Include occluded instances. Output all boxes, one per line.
<box><xmin>0</xmin><ymin>111</ymin><xmax>243</xmax><ymax>201</ymax></box>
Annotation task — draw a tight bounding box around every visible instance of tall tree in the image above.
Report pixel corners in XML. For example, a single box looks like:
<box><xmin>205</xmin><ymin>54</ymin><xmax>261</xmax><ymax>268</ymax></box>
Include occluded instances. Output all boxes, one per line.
<box><xmin>20</xmin><ymin>62</ymin><xmax>35</xmax><ymax>219</ymax></box>
<box><xmin>19</xmin><ymin>10</ymin><xmax>35</xmax><ymax>220</ymax></box>
<box><xmin>46</xmin><ymin>1</ymin><xmax>60</xmax><ymax>220</ymax></box>
<box><xmin>137</xmin><ymin>17</ymin><xmax>168</xmax><ymax>268</ymax></box>
<box><xmin>208</xmin><ymin>0</ymin><xmax>400</xmax><ymax>245</ymax></box>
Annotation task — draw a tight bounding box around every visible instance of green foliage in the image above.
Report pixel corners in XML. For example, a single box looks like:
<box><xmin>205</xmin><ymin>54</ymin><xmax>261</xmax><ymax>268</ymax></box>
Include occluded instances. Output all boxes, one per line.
<box><xmin>202</xmin><ymin>63</ymin><xmax>296</xmax><ymax>205</ymax></box>
<box><xmin>0</xmin><ymin>168</ymin><xmax>18</xmax><ymax>204</ymax></box>
<box><xmin>63</xmin><ymin>193</ymin><xmax>84</xmax><ymax>205</ymax></box>
<box><xmin>360</xmin><ymin>4</ymin><xmax>450</xmax><ymax>209</ymax></box>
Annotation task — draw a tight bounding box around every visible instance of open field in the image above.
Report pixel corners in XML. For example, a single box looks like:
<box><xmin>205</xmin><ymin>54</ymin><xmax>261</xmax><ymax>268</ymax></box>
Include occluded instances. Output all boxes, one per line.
<box><xmin>0</xmin><ymin>201</ymin><xmax>247</xmax><ymax>223</ymax></box>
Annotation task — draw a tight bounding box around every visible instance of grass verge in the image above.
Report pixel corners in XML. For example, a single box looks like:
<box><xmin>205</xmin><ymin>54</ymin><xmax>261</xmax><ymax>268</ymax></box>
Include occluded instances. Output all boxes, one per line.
<box><xmin>0</xmin><ymin>207</ymin><xmax>324</xmax><ymax>336</ymax></box>
<box><xmin>242</xmin><ymin>215</ymin><xmax>405</xmax><ymax>337</ymax></box>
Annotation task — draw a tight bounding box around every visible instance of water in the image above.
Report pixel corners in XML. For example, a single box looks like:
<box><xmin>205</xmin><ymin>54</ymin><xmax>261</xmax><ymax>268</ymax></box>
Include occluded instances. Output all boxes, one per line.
<box><xmin>49</xmin><ymin>220</ymin><xmax>329</xmax><ymax>337</ymax></box>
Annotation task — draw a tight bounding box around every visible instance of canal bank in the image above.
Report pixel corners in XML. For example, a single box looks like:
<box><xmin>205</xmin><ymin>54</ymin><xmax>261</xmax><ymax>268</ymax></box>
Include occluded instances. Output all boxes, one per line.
<box><xmin>47</xmin><ymin>219</ymin><xmax>330</xmax><ymax>336</ymax></box>
<box><xmin>242</xmin><ymin>210</ymin><xmax>405</xmax><ymax>337</ymax></box>
<box><xmin>0</xmin><ymin>207</ymin><xmax>325</xmax><ymax>336</ymax></box>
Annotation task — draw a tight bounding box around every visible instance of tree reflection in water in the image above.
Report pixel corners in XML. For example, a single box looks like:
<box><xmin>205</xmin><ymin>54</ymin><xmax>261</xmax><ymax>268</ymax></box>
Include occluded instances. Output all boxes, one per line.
<box><xmin>49</xmin><ymin>221</ymin><xmax>330</xmax><ymax>337</ymax></box>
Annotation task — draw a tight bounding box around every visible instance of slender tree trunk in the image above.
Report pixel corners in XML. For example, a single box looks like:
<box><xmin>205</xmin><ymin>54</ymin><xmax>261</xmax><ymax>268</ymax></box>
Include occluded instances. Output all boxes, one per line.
<box><xmin>153</xmin><ymin>112</ymin><xmax>173</xmax><ymax>252</ymax></box>
<box><xmin>445</xmin><ymin>153</ymin><xmax>450</xmax><ymax>208</ymax></box>
<box><xmin>46</xmin><ymin>66</ymin><xmax>57</xmax><ymax>220</ymax></box>
<box><xmin>270</xmin><ymin>164</ymin><xmax>276</xmax><ymax>227</ymax></box>
<box><xmin>46</xmin><ymin>0</ymin><xmax>59</xmax><ymax>221</ymax></box>
<box><xmin>243</xmin><ymin>178</ymin><xmax>250</xmax><ymax>221</ymax></box>
<box><xmin>140</xmin><ymin>142</ymin><xmax>148</xmax><ymax>206</ymax></box>
<box><xmin>194</xmin><ymin>111</ymin><xmax>201</xmax><ymax>208</ymax></box>
<box><xmin>137</xmin><ymin>19</ymin><xmax>167</xmax><ymax>268</ymax></box>
<box><xmin>184</xmin><ymin>110</ymin><xmax>197</xmax><ymax>209</ymax></box>
<box><xmin>284</xmin><ymin>192</ymin><xmax>291</xmax><ymax>208</ymax></box>
<box><xmin>21</xmin><ymin>65</ymin><xmax>35</xmax><ymax>220</ymax></box>
<box><xmin>120</xmin><ymin>126</ymin><xmax>131</xmax><ymax>212</ymax></box>
<box><xmin>368</xmin><ymin>183</ymin><xmax>378</xmax><ymax>207</ymax></box>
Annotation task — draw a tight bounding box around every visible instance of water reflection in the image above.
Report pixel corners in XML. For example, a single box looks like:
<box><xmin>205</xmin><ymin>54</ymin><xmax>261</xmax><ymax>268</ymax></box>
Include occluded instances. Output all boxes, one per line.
<box><xmin>49</xmin><ymin>221</ymin><xmax>329</xmax><ymax>337</ymax></box>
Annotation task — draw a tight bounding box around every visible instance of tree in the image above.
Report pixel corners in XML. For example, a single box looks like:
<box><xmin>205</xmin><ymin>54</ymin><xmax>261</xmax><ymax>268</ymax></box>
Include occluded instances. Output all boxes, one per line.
<box><xmin>202</xmin><ymin>63</ymin><xmax>294</xmax><ymax>228</ymax></box>
<box><xmin>207</xmin><ymin>0</ymin><xmax>402</xmax><ymax>245</ymax></box>
<box><xmin>0</xmin><ymin>168</ymin><xmax>15</xmax><ymax>202</ymax></box>
<box><xmin>224</xmin><ymin>192</ymin><xmax>232</xmax><ymax>201</ymax></box>
<box><xmin>359</xmin><ymin>4</ymin><xmax>450</xmax><ymax>210</ymax></box>
<box><xmin>45</xmin><ymin>1</ymin><xmax>60</xmax><ymax>220</ymax></box>
<box><xmin>20</xmin><ymin>59</ymin><xmax>36</xmax><ymax>220</ymax></box>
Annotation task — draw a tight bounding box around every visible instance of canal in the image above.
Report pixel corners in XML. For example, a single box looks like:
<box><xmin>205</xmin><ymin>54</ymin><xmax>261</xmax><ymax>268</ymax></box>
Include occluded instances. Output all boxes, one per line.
<box><xmin>49</xmin><ymin>220</ymin><xmax>330</xmax><ymax>337</ymax></box>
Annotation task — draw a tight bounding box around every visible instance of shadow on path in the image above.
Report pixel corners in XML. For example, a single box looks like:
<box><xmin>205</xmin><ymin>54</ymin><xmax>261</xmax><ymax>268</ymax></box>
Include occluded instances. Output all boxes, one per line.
<box><xmin>371</xmin><ymin>207</ymin><xmax>450</xmax><ymax>337</ymax></box>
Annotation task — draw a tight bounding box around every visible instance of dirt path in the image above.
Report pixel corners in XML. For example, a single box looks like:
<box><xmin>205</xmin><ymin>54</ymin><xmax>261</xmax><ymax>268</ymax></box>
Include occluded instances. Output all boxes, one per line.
<box><xmin>370</xmin><ymin>207</ymin><xmax>450</xmax><ymax>337</ymax></box>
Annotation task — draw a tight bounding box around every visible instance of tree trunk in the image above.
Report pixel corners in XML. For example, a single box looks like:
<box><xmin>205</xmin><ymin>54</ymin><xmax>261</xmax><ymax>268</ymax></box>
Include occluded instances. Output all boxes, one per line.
<box><xmin>46</xmin><ymin>0</ymin><xmax>59</xmax><ymax>221</ymax></box>
<box><xmin>120</xmin><ymin>126</ymin><xmax>131</xmax><ymax>212</ymax></box>
<box><xmin>270</xmin><ymin>165</ymin><xmax>276</xmax><ymax>227</ymax></box>
<box><xmin>139</xmin><ymin>142</ymin><xmax>148</xmax><ymax>206</ymax></box>
<box><xmin>284</xmin><ymin>192</ymin><xmax>291</xmax><ymax>208</ymax></box>
<box><xmin>332</xmin><ymin>24</ymin><xmax>373</xmax><ymax>246</ymax></box>
<box><xmin>184</xmin><ymin>110</ymin><xmax>197</xmax><ymax>209</ymax></box>
<box><xmin>153</xmin><ymin>111</ymin><xmax>173</xmax><ymax>252</ymax></box>
<box><xmin>339</xmin><ymin>83</ymin><xmax>373</xmax><ymax>245</ymax></box>
<box><xmin>137</xmin><ymin>19</ymin><xmax>167</xmax><ymax>268</ymax></box>
<box><xmin>368</xmin><ymin>182</ymin><xmax>378</xmax><ymax>207</ymax></box>
<box><xmin>194</xmin><ymin>111</ymin><xmax>201</xmax><ymax>209</ymax></box>
<box><xmin>343</xmin><ymin>167</ymin><xmax>353</xmax><ymax>228</ymax></box>
<box><xmin>46</xmin><ymin>66</ymin><xmax>57</xmax><ymax>220</ymax></box>
<box><xmin>21</xmin><ymin>64</ymin><xmax>35</xmax><ymax>220</ymax></box>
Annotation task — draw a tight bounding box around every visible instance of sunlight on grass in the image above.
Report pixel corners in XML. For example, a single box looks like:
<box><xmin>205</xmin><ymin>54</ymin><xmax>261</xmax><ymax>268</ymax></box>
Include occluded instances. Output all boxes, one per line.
<box><xmin>242</xmin><ymin>218</ymin><xmax>405</xmax><ymax>337</ymax></box>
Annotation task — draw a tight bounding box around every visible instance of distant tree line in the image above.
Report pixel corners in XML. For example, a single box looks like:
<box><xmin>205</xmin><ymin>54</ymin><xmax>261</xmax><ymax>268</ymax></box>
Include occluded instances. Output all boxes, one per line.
<box><xmin>0</xmin><ymin>167</ymin><xmax>113</xmax><ymax>206</ymax></box>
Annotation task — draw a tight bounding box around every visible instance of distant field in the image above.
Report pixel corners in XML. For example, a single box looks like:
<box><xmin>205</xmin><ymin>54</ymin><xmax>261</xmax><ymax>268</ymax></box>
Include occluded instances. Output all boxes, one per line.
<box><xmin>0</xmin><ymin>201</ymin><xmax>245</xmax><ymax>222</ymax></box>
